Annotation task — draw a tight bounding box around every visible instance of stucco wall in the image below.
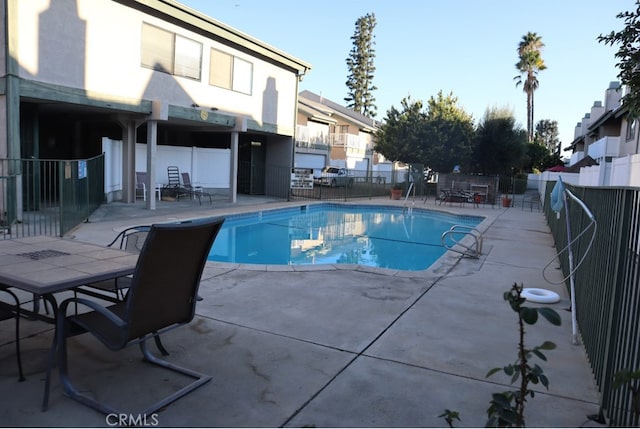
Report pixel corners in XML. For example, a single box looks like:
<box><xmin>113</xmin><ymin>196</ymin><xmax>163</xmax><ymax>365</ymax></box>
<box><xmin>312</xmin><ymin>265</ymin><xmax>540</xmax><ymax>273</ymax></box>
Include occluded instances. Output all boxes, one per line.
<box><xmin>15</xmin><ymin>0</ymin><xmax>298</xmax><ymax>134</ymax></box>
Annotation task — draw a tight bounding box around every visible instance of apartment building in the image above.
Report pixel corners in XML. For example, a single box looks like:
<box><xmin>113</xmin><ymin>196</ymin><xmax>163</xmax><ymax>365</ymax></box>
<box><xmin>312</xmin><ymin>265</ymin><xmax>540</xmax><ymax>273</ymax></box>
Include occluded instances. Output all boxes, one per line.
<box><xmin>0</xmin><ymin>0</ymin><xmax>310</xmax><ymax>209</ymax></box>
<box><xmin>295</xmin><ymin>90</ymin><xmax>379</xmax><ymax>177</ymax></box>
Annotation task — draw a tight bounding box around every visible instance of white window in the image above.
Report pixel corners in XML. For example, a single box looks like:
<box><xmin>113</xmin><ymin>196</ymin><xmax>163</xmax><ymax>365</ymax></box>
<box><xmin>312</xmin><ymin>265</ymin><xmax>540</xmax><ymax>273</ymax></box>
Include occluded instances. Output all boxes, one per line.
<box><xmin>141</xmin><ymin>24</ymin><xmax>173</xmax><ymax>73</ymax></box>
<box><xmin>209</xmin><ymin>48</ymin><xmax>253</xmax><ymax>95</ymax></box>
<box><xmin>141</xmin><ymin>23</ymin><xmax>202</xmax><ymax>80</ymax></box>
<box><xmin>174</xmin><ymin>35</ymin><xmax>202</xmax><ymax>80</ymax></box>
<box><xmin>626</xmin><ymin>118</ymin><xmax>637</xmax><ymax>141</ymax></box>
<box><xmin>232</xmin><ymin>57</ymin><xmax>253</xmax><ymax>95</ymax></box>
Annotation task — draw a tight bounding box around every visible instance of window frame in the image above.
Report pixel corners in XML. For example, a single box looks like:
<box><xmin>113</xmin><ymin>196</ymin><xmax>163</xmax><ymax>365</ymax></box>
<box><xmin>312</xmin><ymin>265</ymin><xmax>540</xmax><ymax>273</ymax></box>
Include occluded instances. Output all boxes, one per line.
<box><xmin>626</xmin><ymin>117</ymin><xmax>637</xmax><ymax>141</ymax></box>
<box><xmin>209</xmin><ymin>48</ymin><xmax>253</xmax><ymax>95</ymax></box>
<box><xmin>141</xmin><ymin>22</ymin><xmax>202</xmax><ymax>81</ymax></box>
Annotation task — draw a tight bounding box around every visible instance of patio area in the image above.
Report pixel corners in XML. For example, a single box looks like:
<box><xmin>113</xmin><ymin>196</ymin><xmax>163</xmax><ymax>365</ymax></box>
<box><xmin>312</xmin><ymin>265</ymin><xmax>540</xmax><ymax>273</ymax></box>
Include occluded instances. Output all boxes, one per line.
<box><xmin>0</xmin><ymin>196</ymin><xmax>603</xmax><ymax>427</ymax></box>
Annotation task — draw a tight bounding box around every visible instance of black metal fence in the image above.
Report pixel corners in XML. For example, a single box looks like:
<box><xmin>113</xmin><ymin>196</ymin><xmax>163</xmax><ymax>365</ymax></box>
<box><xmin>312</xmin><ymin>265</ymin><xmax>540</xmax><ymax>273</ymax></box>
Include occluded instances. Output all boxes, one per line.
<box><xmin>0</xmin><ymin>155</ymin><xmax>104</xmax><ymax>238</ymax></box>
<box><xmin>259</xmin><ymin>165</ymin><xmax>525</xmax><ymax>205</ymax></box>
<box><xmin>283</xmin><ymin>166</ymin><xmax>408</xmax><ymax>202</ymax></box>
<box><xmin>543</xmin><ymin>182</ymin><xmax>640</xmax><ymax>426</ymax></box>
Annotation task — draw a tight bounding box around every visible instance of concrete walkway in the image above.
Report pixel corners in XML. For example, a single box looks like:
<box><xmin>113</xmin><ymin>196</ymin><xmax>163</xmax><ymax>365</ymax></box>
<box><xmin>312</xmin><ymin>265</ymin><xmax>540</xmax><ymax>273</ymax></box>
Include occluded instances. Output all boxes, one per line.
<box><xmin>0</xmin><ymin>196</ymin><xmax>604</xmax><ymax>427</ymax></box>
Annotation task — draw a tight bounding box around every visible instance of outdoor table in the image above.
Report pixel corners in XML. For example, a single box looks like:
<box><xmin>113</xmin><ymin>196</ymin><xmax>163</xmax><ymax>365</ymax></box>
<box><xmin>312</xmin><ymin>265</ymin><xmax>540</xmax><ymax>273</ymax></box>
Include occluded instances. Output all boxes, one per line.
<box><xmin>0</xmin><ymin>235</ymin><xmax>137</xmax><ymax>297</ymax></box>
<box><xmin>0</xmin><ymin>235</ymin><xmax>138</xmax><ymax>409</ymax></box>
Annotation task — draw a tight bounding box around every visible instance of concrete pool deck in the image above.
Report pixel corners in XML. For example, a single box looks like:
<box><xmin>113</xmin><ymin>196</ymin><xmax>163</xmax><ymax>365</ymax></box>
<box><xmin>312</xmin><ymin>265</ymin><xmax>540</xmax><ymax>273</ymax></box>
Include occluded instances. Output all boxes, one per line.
<box><xmin>0</xmin><ymin>195</ymin><xmax>604</xmax><ymax>427</ymax></box>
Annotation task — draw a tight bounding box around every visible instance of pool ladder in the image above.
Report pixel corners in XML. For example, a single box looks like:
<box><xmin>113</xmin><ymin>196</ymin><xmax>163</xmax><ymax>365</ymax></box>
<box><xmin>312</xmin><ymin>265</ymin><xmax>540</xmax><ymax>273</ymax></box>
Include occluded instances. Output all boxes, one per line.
<box><xmin>441</xmin><ymin>225</ymin><xmax>483</xmax><ymax>258</ymax></box>
<box><xmin>403</xmin><ymin>183</ymin><xmax>415</xmax><ymax>215</ymax></box>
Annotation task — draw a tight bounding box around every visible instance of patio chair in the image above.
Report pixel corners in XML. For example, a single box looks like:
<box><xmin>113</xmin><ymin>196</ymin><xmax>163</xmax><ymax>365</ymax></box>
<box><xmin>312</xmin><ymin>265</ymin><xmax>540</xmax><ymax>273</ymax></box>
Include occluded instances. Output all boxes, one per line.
<box><xmin>45</xmin><ymin>217</ymin><xmax>224</xmax><ymax>416</ymax></box>
<box><xmin>165</xmin><ymin>166</ymin><xmax>191</xmax><ymax>201</ymax></box>
<box><xmin>74</xmin><ymin>225</ymin><xmax>174</xmax><ymax>356</ymax></box>
<box><xmin>136</xmin><ymin>172</ymin><xmax>160</xmax><ymax>201</ymax></box>
<box><xmin>74</xmin><ymin>226</ymin><xmax>150</xmax><ymax>303</ymax></box>
<box><xmin>0</xmin><ymin>288</ymin><xmax>25</xmax><ymax>381</ymax></box>
<box><xmin>181</xmin><ymin>172</ymin><xmax>212</xmax><ymax>204</ymax></box>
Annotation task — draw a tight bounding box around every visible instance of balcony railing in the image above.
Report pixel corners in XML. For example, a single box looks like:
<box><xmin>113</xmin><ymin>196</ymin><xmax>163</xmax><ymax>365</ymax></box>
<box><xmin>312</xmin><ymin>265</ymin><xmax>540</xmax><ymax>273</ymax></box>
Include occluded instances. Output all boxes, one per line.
<box><xmin>569</xmin><ymin>151</ymin><xmax>585</xmax><ymax>166</ymax></box>
<box><xmin>295</xmin><ymin>125</ymin><xmax>310</xmax><ymax>143</ymax></box>
<box><xmin>587</xmin><ymin>136</ymin><xmax>621</xmax><ymax>161</ymax></box>
<box><xmin>295</xmin><ymin>141</ymin><xmax>330</xmax><ymax>151</ymax></box>
<box><xmin>296</xmin><ymin>126</ymin><xmax>373</xmax><ymax>153</ymax></box>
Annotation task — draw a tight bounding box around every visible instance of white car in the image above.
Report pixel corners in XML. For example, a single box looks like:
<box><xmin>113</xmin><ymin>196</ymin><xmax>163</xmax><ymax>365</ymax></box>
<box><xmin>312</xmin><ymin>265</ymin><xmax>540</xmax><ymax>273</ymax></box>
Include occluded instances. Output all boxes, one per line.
<box><xmin>316</xmin><ymin>167</ymin><xmax>354</xmax><ymax>187</ymax></box>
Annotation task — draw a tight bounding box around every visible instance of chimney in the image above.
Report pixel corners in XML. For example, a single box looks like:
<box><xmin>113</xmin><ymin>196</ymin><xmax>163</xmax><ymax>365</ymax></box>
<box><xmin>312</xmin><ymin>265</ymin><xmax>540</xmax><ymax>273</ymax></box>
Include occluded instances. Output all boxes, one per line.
<box><xmin>574</xmin><ymin>122</ymin><xmax>582</xmax><ymax>140</ymax></box>
<box><xmin>581</xmin><ymin>113</ymin><xmax>591</xmax><ymax>135</ymax></box>
<box><xmin>590</xmin><ymin>100</ymin><xmax>605</xmax><ymax>123</ymax></box>
<box><xmin>604</xmin><ymin>81</ymin><xmax>622</xmax><ymax>111</ymax></box>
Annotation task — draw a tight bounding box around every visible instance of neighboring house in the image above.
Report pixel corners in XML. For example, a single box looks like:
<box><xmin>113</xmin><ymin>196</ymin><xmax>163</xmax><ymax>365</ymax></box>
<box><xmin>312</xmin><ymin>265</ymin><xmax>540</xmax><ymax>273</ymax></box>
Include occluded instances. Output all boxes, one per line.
<box><xmin>295</xmin><ymin>90</ymin><xmax>379</xmax><ymax>177</ymax></box>
<box><xmin>561</xmin><ymin>81</ymin><xmax>640</xmax><ymax>187</ymax></box>
<box><xmin>295</xmin><ymin>94</ymin><xmax>337</xmax><ymax>176</ymax></box>
<box><xmin>0</xmin><ymin>0</ymin><xmax>310</xmax><ymax>210</ymax></box>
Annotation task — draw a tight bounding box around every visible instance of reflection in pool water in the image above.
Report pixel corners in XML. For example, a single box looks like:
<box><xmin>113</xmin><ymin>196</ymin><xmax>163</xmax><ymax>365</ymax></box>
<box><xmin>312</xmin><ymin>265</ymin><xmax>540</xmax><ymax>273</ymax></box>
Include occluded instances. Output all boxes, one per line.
<box><xmin>208</xmin><ymin>204</ymin><xmax>482</xmax><ymax>271</ymax></box>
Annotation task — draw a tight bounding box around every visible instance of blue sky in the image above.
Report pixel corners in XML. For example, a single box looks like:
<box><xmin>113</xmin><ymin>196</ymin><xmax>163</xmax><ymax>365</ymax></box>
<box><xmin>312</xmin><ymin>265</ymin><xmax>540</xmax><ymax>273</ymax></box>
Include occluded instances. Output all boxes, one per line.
<box><xmin>181</xmin><ymin>0</ymin><xmax>630</xmax><ymax>152</ymax></box>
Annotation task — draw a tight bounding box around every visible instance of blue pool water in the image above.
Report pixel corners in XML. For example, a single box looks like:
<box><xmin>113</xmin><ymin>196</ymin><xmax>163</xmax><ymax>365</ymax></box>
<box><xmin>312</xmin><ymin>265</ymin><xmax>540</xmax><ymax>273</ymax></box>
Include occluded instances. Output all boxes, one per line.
<box><xmin>208</xmin><ymin>204</ymin><xmax>483</xmax><ymax>271</ymax></box>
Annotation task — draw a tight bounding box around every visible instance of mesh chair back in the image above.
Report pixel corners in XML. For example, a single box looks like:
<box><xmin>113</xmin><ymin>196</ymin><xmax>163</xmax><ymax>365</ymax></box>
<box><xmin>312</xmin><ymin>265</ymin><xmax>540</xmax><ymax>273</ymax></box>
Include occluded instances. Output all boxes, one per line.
<box><xmin>125</xmin><ymin>218</ymin><xmax>224</xmax><ymax>341</ymax></box>
<box><xmin>122</xmin><ymin>229</ymin><xmax>149</xmax><ymax>253</ymax></box>
<box><xmin>181</xmin><ymin>172</ymin><xmax>192</xmax><ymax>187</ymax></box>
<box><xmin>135</xmin><ymin>172</ymin><xmax>147</xmax><ymax>187</ymax></box>
<box><xmin>107</xmin><ymin>226</ymin><xmax>150</xmax><ymax>253</ymax></box>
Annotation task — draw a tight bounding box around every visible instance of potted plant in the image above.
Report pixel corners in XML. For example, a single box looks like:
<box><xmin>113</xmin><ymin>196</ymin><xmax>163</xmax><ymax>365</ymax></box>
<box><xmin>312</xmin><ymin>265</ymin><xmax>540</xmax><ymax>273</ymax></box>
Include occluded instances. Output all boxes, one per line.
<box><xmin>391</xmin><ymin>183</ymin><xmax>404</xmax><ymax>200</ymax></box>
<box><xmin>502</xmin><ymin>194</ymin><xmax>512</xmax><ymax>208</ymax></box>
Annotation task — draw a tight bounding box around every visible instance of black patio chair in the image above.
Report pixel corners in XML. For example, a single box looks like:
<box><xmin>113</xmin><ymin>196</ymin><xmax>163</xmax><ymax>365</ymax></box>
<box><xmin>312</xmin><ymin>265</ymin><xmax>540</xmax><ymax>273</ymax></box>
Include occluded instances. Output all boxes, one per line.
<box><xmin>0</xmin><ymin>287</ymin><xmax>25</xmax><ymax>381</ymax></box>
<box><xmin>44</xmin><ymin>217</ymin><xmax>224</xmax><ymax>416</ymax></box>
<box><xmin>74</xmin><ymin>225</ymin><xmax>150</xmax><ymax>303</ymax></box>
<box><xmin>165</xmin><ymin>166</ymin><xmax>192</xmax><ymax>201</ymax></box>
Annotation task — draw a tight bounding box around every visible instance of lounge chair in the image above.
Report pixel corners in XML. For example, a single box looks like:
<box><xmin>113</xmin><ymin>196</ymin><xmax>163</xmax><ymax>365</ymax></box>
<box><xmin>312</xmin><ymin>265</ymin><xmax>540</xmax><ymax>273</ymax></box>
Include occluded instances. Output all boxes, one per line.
<box><xmin>45</xmin><ymin>217</ymin><xmax>225</xmax><ymax>416</ymax></box>
<box><xmin>181</xmin><ymin>172</ymin><xmax>212</xmax><ymax>204</ymax></box>
<box><xmin>165</xmin><ymin>166</ymin><xmax>212</xmax><ymax>205</ymax></box>
<box><xmin>165</xmin><ymin>166</ymin><xmax>191</xmax><ymax>201</ymax></box>
<box><xmin>0</xmin><ymin>288</ymin><xmax>25</xmax><ymax>381</ymax></box>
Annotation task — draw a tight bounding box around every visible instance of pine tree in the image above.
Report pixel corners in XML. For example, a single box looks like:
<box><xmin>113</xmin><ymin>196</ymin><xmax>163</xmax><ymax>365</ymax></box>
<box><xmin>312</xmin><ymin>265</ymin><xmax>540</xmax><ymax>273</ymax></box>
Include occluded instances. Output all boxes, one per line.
<box><xmin>345</xmin><ymin>13</ymin><xmax>377</xmax><ymax>118</ymax></box>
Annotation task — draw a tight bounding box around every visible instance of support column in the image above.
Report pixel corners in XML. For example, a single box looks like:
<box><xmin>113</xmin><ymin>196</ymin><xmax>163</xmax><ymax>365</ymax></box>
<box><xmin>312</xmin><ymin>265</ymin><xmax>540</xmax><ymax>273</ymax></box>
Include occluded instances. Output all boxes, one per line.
<box><xmin>229</xmin><ymin>131</ymin><xmax>238</xmax><ymax>204</ymax></box>
<box><xmin>146</xmin><ymin>120</ymin><xmax>157</xmax><ymax>210</ymax></box>
<box><xmin>145</xmin><ymin>100</ymin><xmax>168</xmax><ymax>210</ymax></box>
<box><xmin>230</xmin><ymin>116</ymin><xmax>246</xmax><ymax>204</ymax></box>
<box><xmin>122</xmin><ymin>122</ymin><xmax>136</xmax><ymax>203</ymax></box>
<box><xmin>117</xmin><ymin>117</ymin><xmax>142</xmax><ymax>204</ymax></box>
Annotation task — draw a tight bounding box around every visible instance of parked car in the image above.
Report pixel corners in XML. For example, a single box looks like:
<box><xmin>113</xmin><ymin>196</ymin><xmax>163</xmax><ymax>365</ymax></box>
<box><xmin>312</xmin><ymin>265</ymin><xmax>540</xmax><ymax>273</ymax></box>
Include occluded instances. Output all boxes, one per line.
<box><xmin>315</xmin><ymin>167</ymin><xmax>354</xmax><ymax>188</ymax></box>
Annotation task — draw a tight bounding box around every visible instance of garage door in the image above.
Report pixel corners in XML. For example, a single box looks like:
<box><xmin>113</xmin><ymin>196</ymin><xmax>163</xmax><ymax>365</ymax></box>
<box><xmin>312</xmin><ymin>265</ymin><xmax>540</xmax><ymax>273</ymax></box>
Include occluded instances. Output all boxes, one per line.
<box><xmin>294</xmin><ymin>153</ymin><xmax>326</xmax><ymax>176</ymax></box>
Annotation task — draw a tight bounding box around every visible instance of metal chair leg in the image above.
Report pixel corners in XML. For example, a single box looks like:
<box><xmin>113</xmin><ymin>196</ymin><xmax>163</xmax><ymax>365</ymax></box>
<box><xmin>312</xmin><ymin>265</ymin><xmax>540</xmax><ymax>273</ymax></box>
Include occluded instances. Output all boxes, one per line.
<box><xmin>153</xmin><ymin>333</ymin><xmax>170</xmax><ymax>356</ymax></box>
<box><xmin>1</xmin><ymin>289</ymin><xmax>25</xmax><ymax>382</ymax></box>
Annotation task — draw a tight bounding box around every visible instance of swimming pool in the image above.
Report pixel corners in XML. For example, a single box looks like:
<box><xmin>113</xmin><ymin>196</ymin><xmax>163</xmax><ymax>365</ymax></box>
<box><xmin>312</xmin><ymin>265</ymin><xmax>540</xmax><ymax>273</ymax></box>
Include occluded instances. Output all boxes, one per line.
<box><xmin>208</xmin><ymin>204</ymin><xmax>483</xmax><ymax>271</ymax></box>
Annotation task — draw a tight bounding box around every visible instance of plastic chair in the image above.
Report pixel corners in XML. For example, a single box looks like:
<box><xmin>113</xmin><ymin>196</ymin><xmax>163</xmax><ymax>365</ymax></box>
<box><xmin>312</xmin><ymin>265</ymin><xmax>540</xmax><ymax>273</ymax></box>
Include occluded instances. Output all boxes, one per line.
<box><xmin>44</xmin><ymin>217</ymin><xmax>225</xmax><ymax>416</ymax></box>
<box><xmin>136</xmin><ymin>172</ymin><xmax>160</xmax><ymax>201</ymax></box>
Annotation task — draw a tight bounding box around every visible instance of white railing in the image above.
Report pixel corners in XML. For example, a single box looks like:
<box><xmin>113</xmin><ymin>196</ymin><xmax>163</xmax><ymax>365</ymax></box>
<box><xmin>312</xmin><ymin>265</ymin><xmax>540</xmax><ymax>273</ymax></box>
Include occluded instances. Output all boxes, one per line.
<box><xmin>587</xmin><ymin>136</ymin><xmax>621</xmax><ymax>161</ymax></box>
<box><xmin>330</xmin><ymin>133</ymin><xmax>360</xmax><ymax>148</ymax></box>
<box><xmin>569</xmin><ymin>151</ymin><xmax>585</xmax><ymax>166</ymax></box>
<box><xmin>295</xmin><ymin>125</ymin><xmax>310</xmax><ymax>143</ymax></box>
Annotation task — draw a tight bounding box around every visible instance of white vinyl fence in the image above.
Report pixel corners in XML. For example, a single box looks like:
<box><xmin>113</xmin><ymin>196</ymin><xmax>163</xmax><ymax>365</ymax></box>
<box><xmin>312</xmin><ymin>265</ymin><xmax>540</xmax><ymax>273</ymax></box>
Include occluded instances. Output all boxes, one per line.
<box><xmin>102</xmin><ymin>137</ymin><xmax>231</xmax><ymax>199</ymax></box>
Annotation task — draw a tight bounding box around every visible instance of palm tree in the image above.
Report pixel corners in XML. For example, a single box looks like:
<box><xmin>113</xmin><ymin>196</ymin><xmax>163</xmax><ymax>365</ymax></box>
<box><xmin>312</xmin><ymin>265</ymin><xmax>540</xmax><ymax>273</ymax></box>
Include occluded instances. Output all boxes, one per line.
<box><xmin>514</xmin><ymin>32</ymin><xmax>546</xmax><ymax>142</ymax></box>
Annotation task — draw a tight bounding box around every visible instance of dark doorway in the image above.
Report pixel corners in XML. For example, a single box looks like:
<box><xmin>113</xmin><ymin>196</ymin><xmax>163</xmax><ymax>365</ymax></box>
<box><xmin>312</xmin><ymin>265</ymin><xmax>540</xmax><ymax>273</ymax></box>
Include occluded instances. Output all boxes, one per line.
<box><xmin>238</xmin><ymin>137</ymin><xmax>266</xmax><ymax>195</ymax></box>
